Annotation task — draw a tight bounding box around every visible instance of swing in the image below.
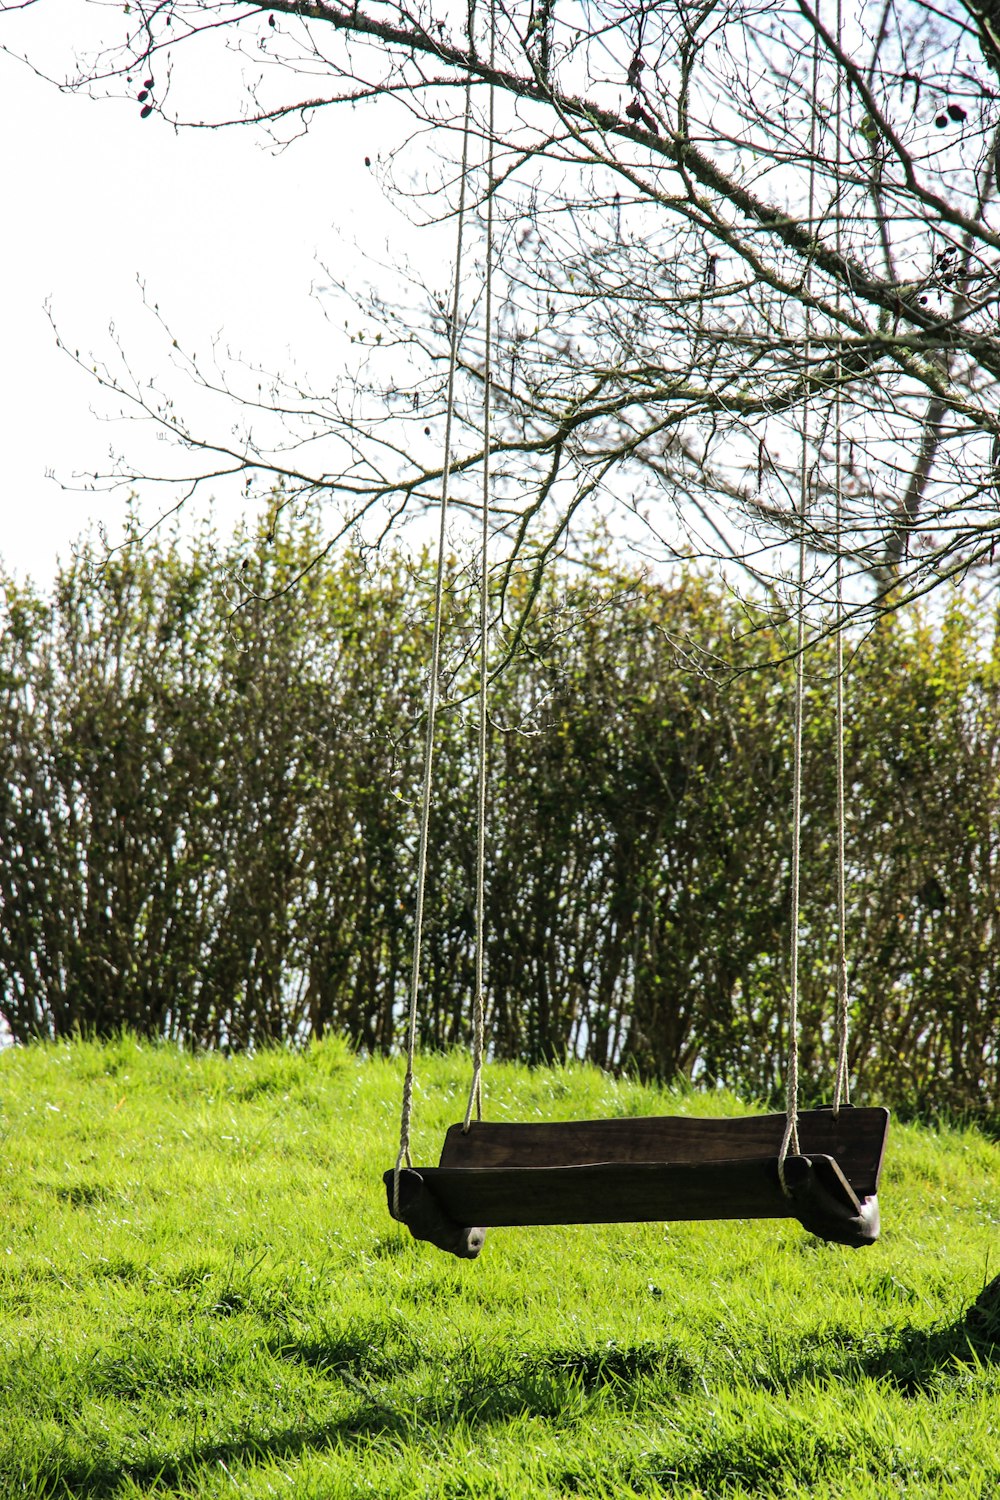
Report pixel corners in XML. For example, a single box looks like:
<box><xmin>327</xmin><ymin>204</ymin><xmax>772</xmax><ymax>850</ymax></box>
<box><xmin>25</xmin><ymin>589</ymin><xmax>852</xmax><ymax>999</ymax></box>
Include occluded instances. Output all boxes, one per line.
<box><xmin>384</xmin><ymin>21</ymin><xmax>888</xmax><ymax>1261</ymax></box>
<box><xmin>385</xmin><ymin>1108</ymin><xmax>888</xmax><ymax>1258</ymax></box>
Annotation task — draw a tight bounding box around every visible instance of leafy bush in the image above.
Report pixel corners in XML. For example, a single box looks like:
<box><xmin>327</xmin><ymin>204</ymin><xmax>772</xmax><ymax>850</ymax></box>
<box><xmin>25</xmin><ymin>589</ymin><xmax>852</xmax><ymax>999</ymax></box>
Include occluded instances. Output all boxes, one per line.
<box><xmin>1</xmin><ymin>519</ymin><xmax>998</xmax><ymax>1110</ymax></box>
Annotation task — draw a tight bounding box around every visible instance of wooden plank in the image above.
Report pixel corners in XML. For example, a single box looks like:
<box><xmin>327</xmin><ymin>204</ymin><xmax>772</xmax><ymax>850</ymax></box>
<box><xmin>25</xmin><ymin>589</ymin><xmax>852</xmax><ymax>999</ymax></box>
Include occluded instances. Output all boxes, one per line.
<box><xmin>406</xmin><ymin>1155</ymin><xmax>854</xmax><ymax>1227</ymax></box>
<box><xmin>437</xmin><ymin>1107</ymin><xmax>889</xmax><ymax>1196</ymax></box>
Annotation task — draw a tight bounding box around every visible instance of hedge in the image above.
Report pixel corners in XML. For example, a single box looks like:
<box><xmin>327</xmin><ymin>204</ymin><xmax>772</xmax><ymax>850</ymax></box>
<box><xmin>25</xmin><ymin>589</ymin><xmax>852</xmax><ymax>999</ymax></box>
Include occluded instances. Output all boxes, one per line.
<box><xmin>1</xmin><ymin>518</ymin><xmax>997</xmax><ymax>1111</ymax></box>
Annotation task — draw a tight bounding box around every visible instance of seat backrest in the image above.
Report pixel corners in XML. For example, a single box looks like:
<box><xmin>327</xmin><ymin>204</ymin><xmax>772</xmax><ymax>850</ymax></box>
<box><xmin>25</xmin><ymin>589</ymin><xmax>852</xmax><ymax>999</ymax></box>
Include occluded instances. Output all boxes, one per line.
<box><xmin>438</xmin><ymin>1106</ymin><xmax>889</xmax><ymax>1194</ymax></box>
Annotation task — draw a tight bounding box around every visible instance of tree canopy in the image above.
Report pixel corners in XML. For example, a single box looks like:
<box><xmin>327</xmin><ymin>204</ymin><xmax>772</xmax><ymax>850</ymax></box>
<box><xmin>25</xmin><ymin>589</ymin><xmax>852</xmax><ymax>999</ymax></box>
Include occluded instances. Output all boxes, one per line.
<box><xmin>17</xmin><ymin>0</ymin><xmax>1000</xmax><ymax>610</ymax></box>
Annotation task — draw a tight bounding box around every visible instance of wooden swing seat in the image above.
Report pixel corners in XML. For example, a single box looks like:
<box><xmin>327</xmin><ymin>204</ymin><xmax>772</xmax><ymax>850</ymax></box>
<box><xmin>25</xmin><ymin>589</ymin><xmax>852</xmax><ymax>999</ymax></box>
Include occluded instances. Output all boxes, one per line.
<box><xmin>384</xmin><ymin>1105</ymin><xmax>889</xmax><ymax>1258</ymax></box>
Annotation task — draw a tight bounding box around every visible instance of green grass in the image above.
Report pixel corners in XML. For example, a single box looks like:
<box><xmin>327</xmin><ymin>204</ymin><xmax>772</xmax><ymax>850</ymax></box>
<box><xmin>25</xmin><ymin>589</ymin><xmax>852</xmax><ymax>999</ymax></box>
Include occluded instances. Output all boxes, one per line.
<box><xmin>1</xmin><ymin>1038</ymin><xmax>998</xmax><ymax>1499</ymax></box>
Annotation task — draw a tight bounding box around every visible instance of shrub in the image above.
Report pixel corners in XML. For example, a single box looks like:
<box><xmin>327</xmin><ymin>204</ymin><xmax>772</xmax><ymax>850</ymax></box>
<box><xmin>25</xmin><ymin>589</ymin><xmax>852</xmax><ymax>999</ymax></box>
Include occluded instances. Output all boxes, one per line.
<box><xmin>1</xmin><ymin>518</ymin><xmax>997</xmax><ymax>1110</ymax></box>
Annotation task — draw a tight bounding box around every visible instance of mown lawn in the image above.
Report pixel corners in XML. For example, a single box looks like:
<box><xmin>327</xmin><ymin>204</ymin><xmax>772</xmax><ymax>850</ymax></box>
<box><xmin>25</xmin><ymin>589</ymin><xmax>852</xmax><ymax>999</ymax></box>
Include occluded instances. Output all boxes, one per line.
<box><xmin>1</xmin><ymin>1038</ymin><xmax>998</xmax><ymax>1498</ymax></box>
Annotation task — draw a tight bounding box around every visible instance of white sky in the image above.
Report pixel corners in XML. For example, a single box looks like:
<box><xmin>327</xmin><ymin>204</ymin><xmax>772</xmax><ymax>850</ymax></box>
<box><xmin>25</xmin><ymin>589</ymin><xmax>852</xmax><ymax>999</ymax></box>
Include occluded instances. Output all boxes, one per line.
<box><xmin>2</xmin><ymin>5</ymin><xmax>422</xmax><ymax>588</ymax></box>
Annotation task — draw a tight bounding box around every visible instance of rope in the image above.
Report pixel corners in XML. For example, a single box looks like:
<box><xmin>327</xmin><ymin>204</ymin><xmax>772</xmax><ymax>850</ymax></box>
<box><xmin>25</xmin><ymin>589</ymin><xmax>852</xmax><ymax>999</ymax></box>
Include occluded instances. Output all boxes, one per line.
<box><xmin>780</xmin><ymin>27</ymin><xmax>823</xmax><ymax>1188</ymax></box>
<box><xmin>464</xmin><ymin>19</ymin><xmax>497</xmax><ymax>1134</ymax></box>
<box><xmin>832</xmin><ymin>0</ymin><xmax>851</xmax><ymax>1115</ymax></box>
<box><xmin>394</xmin><ymin>85</ymin><xmax>474</xmax><ymax>1216</ymax></box>
<box><xmin>782</xmin><ymin>5</ymin><xmax>855</xmax><ymax>1179</ymax></box>
<box><xmin>779</xmin><ymin>435</ymin><xmax>808</xmax><ymax>1182</ymax></box>
<box><xmin>832</xmin><ymin>548</ymin><xmax>851</xmax><ymax>1113</ymax></box>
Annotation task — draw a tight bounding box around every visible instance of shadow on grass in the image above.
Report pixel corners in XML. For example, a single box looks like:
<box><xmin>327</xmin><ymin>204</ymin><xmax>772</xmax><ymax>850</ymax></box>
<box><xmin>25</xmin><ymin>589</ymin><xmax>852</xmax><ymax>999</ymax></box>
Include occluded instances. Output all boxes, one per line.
<box><xmin>780</xmin><ymin>1274</ymin><xmax>1000</xmax><ymax>1397</ymax></box>
<box><xmin>27</xmin><ymin>1336</ymin><xmax>691</xmax><ymax>1498</ymax></box>
<box><xmin>22</xmin><ymin>1295</ymin><xmax>998</xmax><ymax>1497</ymax></box>
<box><xmin>539</xmin><ymin>1339</ymin><xmax>694</xmax><ymax>1392</ymax></box>
<box><xmin>560</xmin><ymin>1429</ymin><xmax>855</xmax><ymax>1499</ymax></box>
<box><xmin>855</xmin><ymin>1273</ymin><xmax>1000</xmax><ymax>1395</ymax></box>
<box><xmin>25</xmin><ymin>1405</ymin><xmax>403</xmax><ymax>1500</ymax></box>
<box><xmin>268</xmin><ymin>1320</ymin><xmax>416</xmax><ymax>1381</ymax></box>
<box><xmin>48</xmin><ymin>1182</ymin><xmax>119</xmax><ymax>1208</ymax></box>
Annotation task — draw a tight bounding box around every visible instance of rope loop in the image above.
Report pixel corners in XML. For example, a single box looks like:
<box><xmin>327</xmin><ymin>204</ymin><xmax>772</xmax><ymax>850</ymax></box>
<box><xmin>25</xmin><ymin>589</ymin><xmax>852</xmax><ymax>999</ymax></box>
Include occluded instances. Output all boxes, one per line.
<box><xmin>463</xmin><ymin>0</ymin><xmax>497</xmax><ymax>1135</ymax></box>
<box><xmin>394</xmin><ymin>82</ymin><xmax>475</xmax><ymax>1206</ymax></box>
<box><xmin>831</xmin><ymin>0</ymin><xmax>851</xmax><ymax>1118</ymax></box>
<box><xmin>782</xmin><ymin>0</ymin><xmax>853</xmax><ymax>1190</ymax></box>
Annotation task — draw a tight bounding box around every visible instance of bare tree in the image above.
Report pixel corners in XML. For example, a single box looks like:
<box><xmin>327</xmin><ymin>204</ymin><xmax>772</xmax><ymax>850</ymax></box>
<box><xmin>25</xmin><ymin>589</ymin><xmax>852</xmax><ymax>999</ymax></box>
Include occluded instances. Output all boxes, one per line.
<box><xmin>13</xmin><ymin>0</ymin><xmax>1000</xmax><ymax>612</ymax></box>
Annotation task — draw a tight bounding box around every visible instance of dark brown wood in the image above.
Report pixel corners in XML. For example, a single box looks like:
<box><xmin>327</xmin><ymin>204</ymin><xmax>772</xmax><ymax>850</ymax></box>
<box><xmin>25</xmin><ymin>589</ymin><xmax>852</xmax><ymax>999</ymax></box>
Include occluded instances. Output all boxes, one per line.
<box><xmin>386</xmin><ymin>1169</ymin><xmax>486</xmax><ymax>1258</ymax></box>
<box><xmin>402</xmin><ymin>1157</ymin><xmax>783</xmax><ymax>1225</ymax></box>
<box><xmin>400</xmin><ymin>1153</ymin><xmax>855</xmax><ymax>1225</ymax></box>
<box><xmin>437</xmin><ymin>1106</ymin><xmax>889</xmax><ymax>1196</ymax></box>
<box><xmin>779</xmin><ymin>1154</ymin><xmax>880</xmax><ymax>1247</ymax></box>
<box><xmin>385</xmin><ymin>1106</ymin><xmax>889</xmax><ymax>1252</ymax></box>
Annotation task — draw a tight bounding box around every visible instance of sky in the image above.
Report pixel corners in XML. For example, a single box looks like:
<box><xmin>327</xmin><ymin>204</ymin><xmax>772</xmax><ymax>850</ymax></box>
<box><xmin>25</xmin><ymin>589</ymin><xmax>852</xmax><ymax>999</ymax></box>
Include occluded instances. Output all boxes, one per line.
<box><xmin>2</xmin><ymin>3</ymin><xmax>421</xmax><ymax>588</ymax></box>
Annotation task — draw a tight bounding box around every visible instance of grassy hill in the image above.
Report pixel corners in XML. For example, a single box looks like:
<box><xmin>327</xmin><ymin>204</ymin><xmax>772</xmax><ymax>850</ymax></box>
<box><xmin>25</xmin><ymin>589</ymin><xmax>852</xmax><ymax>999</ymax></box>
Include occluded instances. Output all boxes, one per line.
<box><xmin>1</xmin><ymin>1038</ymin><xmax>998</xmax><ymax>1498</ymax></box>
